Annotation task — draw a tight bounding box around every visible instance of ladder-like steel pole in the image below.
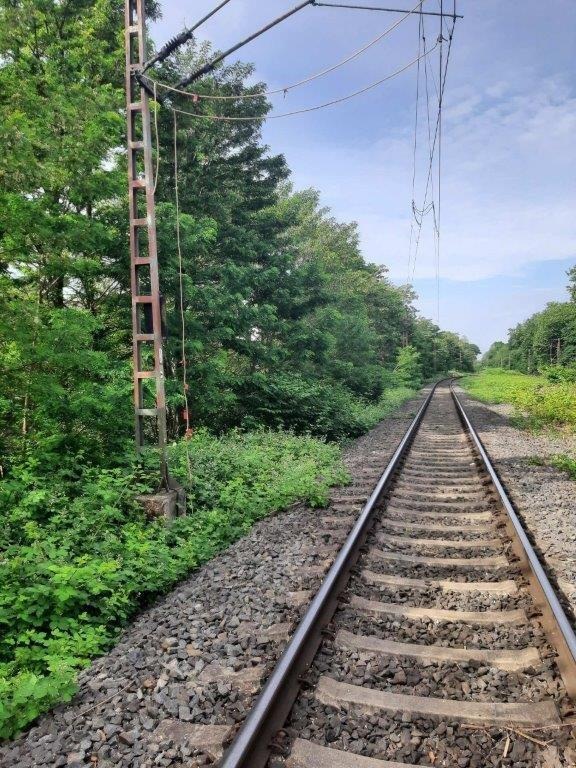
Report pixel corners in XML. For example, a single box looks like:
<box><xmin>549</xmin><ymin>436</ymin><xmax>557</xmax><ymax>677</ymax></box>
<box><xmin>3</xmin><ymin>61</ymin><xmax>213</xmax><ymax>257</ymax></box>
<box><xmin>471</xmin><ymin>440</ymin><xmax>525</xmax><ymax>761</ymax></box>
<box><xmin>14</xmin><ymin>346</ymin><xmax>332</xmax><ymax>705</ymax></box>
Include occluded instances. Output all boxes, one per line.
<box><xmin>124</xmin><ymin>0</ymin><xmax>169</xmax><ymax>485</ymax></box>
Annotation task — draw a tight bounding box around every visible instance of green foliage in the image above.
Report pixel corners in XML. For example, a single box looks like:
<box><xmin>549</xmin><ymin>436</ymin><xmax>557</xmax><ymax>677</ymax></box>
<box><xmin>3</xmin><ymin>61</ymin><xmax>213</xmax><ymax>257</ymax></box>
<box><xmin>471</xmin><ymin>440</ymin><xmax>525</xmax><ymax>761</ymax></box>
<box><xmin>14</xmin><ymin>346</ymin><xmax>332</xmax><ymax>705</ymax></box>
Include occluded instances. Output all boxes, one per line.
<box><xmin>394</xmin><ymin>345</ymin><xmax>422</xmax><ymax>389</ymax></box>
<box><xmin>568</xmin><ymin>266</ymin><xmax>576</xmax><ymax>303</ymax></box>
<box><xmin>346</xmin><ymin>386</ymin><xmax>417</xmax><ymax>431</ymax></box>
<box><xmin>0</xmin><ymin>288</ymin><xmax>133</xmax><ymax>470</ymax></box>
<box><xmin>0</xmin><ymin>430</ymin><xmax>348</xmax><ymax>738</ymax></box>
<box><xmin>540</xmin><ymin>364</ymin><xmax>576</xmax><ymax>383</ymax></box>
<box><xmin>550</xmin><ymin>454</ymin><xmax>576</xmax><ymax>478</ymax></box>
<box><xmin>460</xmin><ymin>368</ymin><xmax>576</xmax><ymax>430</ymax></box>
<box><xmin>235</xmin><ymin>373</ymin><xmax>414</xmax><ymax>441</ymax></box>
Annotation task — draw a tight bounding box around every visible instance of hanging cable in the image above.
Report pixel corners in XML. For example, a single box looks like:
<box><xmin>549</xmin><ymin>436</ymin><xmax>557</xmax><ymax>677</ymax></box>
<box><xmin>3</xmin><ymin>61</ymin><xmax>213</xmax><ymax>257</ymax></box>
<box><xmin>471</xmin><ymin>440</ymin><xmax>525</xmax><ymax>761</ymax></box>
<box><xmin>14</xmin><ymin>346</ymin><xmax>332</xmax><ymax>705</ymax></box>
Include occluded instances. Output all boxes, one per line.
<box><xmin>169</xmin><ymin>44</ymin><xmax>437</xmax><ymax>122</ymax></box>
<box><xmin>436</xmin><ymin>0</ymin><xmax>444</xmax><ymax>324</ymax></box>
<box><xmin>172</xmin><ymin>111</ymin><xmax>193</xmax><ymax>482</ymax></box>
<box><xmin>410</xmin><ymin>13</ymin><xmax>422</xmax><ymax>202</ymax></box>
<box><xmin>409</xmin><ymin>14</ymin><xmax>454</xmax><ymax>282</ymax></box>
<box><xmin>406</xmin><ymin>12</ymin><xmax>422</xmax><ymax>282</ymax></box>
<box><xmin>142</xmin><ymin>0</ymin><xmax>427</xmax><ymax>102</ymax></box>
<box><xmin>152</xmin><ymin>82</ymin><xmax>161</xmax><ymax>194</ymax></box>
<box><xmin>313</xmin><ymin>2</ymin><xmax>462</xmax><ymax>17</ymax></box>
<box><xmin>409</xmin><ymin>19</ymin><xmax>436</xmax><ymax>280</ymax></box>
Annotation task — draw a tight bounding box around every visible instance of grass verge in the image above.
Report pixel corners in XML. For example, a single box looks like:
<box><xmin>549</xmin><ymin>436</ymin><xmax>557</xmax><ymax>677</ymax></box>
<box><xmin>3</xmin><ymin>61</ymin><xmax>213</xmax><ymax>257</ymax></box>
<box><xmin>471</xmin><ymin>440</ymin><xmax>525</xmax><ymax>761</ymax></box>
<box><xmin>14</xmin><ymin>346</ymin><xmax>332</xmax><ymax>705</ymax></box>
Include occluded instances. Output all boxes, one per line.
<box><xmin>550</xmin><ymin>454</ymin><xmax>576</xmax><ymax>479</ymax></box>
<box><xmin>460</xmin><ymin>368</ymin><xmax>576</xmax><ymax>430</ymax></box>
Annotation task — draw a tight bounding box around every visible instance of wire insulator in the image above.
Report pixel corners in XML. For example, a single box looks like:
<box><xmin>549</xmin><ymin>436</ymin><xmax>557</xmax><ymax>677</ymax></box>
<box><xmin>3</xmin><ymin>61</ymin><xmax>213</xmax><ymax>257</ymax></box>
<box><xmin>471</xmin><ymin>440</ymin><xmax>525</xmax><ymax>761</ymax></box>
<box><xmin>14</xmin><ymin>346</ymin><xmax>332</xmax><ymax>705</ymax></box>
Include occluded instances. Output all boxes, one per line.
<box><xmin>143</xmin><ymin>29</ymin><xmax>196</xmax><ymax>73</ymax></box>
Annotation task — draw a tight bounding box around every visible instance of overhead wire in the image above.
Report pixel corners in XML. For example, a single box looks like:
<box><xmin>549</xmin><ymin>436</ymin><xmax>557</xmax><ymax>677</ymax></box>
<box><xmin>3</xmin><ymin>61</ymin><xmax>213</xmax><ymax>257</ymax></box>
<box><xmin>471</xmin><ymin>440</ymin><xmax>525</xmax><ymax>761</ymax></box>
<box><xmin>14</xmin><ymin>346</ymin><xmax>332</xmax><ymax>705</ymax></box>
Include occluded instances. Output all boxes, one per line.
<box><xmin>142</xmin><ymin>0</ymin><xmax>428</xmax><ymax>102</ymax></box>
<box><xmin>176</xmin><ymin>0</ymin><xmax>316</xmax><ymax>88</ymax></box>
<box><xmin>408</xmin><ymin>17</ymin><xmax>435</xmax><ymax>280</ymax></box>
<box><xmin>408</xmin><ymin>11</ymin><xmax>455</xmax><ymax>284</ymax></box>
<box><xmin>409</xmin><ymin>42</ymin><xmax>436</xmax><ymax>283</ymax></box>
<box><xmin>314</xmin><ymin>1</ymin><xmax>462</xmax><ymax>17</ymax></box>
<box><xmin>168</xmin><ymin>44</ymin><xmax>438</xmax><ymax>122</ymax></box>
<box><xmin>406</xmin><ymin>13</ymin><xmax>422</xmax><ymax>284</ymax></box>
<box><xmin>436</xmin><ymin>0</ymin><xmax>444</xmax><ymax>324</ymax></box>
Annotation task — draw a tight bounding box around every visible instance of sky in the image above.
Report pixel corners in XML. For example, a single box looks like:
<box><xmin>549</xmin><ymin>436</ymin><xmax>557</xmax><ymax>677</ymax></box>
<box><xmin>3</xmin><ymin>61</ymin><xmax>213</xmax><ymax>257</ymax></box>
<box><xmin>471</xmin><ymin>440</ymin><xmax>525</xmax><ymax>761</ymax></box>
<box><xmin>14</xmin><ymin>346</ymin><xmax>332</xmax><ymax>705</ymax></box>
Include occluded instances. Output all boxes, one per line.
<box><xmin>150</xmin><ymin>1</ymin><xmax>576</xmax><ymax>352</ymax></box>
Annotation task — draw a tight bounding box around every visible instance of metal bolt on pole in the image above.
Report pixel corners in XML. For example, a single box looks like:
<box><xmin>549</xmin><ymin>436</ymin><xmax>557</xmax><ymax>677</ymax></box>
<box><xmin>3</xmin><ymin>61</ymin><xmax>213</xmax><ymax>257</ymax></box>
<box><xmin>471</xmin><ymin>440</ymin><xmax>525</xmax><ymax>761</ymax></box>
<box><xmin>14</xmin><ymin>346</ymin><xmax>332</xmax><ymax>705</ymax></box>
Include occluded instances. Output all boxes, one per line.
<box><xmin>124</xmin><ymin>0</ymin><xmax>169</xmax><ymax>486</ymax></box>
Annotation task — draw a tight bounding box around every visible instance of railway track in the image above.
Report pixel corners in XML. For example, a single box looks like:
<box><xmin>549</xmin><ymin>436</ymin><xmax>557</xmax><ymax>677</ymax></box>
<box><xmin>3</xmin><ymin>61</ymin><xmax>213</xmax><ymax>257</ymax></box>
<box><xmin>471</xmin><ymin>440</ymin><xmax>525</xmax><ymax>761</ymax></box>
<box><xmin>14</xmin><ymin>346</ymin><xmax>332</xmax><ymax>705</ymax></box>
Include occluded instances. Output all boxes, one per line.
<box><xmin>220</xmin><ymin>381</ymin><xmax>576</xmax><ymax>768</ymax></box>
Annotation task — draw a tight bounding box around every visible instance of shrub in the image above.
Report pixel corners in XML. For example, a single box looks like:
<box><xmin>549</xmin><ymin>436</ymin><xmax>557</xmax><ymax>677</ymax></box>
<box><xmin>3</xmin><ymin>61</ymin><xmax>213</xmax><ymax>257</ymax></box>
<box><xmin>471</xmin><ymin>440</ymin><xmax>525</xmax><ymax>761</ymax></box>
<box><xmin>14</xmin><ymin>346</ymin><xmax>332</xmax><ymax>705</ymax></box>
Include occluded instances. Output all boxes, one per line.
<box><xmin>0</xmin><ymin>430</ymin><xmax>348</xmax><ymax>739</ymax></box>
<box><xmin>394</xmin><ymin>346</ymin><xmax>422</xmax><ymax>389</ymax></box>
<box><xmin>237</xmin><ymin>372</ymin><xmax>412</xmax><ymax>441</ymax></box>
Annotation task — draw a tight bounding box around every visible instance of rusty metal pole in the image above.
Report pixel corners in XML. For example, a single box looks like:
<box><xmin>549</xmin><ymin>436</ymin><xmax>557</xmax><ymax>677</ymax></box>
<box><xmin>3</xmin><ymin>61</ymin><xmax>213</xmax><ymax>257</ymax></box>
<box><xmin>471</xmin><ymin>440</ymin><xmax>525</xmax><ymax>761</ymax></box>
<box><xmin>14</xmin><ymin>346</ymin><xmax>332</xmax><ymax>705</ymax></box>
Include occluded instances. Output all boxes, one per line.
<box><xmin>124</xmin><ymin>0</ymin><xmax>169</xmax><ymax>486</ymax></box>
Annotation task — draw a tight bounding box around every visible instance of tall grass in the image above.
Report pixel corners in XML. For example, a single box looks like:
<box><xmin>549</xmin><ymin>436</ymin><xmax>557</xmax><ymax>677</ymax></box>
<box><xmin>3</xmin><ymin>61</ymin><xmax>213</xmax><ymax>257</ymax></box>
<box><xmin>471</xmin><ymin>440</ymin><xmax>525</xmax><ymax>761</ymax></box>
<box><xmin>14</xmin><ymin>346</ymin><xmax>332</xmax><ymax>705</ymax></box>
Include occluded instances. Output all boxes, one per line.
<box><xmin>460</xmin><ymin>368</ymin><xmax>576</xmax><ymax>429</ymax></box>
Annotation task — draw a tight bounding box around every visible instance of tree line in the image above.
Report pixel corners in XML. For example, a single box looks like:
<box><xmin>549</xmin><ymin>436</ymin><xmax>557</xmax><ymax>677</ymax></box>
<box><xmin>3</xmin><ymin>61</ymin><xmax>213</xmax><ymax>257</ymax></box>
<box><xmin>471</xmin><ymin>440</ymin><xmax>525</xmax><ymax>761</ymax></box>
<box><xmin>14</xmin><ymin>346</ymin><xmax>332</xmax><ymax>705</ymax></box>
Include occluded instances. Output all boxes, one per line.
<box><xmin>0</xmin><ymin>0</ymin><xmax>480</xmax><ymax>474</ymax></box>
<box><xmin>483</xmin><ymin>268</ymin><xmax>576</xmax><ymax>376</ymax></box>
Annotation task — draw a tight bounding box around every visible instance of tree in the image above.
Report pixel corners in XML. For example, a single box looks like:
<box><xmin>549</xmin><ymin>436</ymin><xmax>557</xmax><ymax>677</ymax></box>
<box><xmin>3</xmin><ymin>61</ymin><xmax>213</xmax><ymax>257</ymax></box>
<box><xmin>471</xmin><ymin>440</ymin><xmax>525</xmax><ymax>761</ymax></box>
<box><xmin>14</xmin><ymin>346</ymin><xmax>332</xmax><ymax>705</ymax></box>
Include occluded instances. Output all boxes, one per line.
<box><xmin>567</xmin><ymin>265</ymin><xmax>576</xmax><ymax>302</ymax></box>
<box><xmin>394</xmin><ymin>345</ymin><xmax>422</xmax><ymax>388</ymax></box>
<box><xmin>0</xmin><ymin>3</ymin><xmax>482</xmax><ymax>458</ymax></box>
<box><xmin>482</xmin><ymin>341</ymin><xmax>510</xmax><ymax>368</ymax></box>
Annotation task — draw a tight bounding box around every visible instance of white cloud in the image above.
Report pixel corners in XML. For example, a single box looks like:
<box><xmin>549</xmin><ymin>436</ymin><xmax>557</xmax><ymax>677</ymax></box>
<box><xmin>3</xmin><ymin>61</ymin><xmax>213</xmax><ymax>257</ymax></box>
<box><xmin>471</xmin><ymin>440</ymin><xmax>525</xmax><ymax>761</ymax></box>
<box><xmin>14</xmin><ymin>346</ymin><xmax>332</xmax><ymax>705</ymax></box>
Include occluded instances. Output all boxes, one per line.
<box><xmin>279</xmin><ymin>74</ymin><xmax>576</xmax><ymax>282</ymax></box>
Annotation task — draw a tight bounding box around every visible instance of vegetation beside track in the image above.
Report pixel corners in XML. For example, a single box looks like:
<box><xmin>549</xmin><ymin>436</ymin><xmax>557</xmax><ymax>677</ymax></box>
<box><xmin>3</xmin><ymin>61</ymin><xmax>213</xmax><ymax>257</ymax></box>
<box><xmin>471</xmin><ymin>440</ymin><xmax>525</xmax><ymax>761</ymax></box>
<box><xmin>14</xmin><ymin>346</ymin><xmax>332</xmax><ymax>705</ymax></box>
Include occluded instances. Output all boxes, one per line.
<box><xmin>0</xmin><ymin>382</ymin><xmax>420</xmax><ymax>739</ymax></box>
<box><xmin>550</xmin><ymin>454</ymin><xmax>576</xmax><ymax>479</ymax></box>
<box><xmin>0</xmin><ymin>429</ymin><xmax>350</xmax><ymax>739</ymax></box>
<box><xmin>460</xmin><ymin>368</ymin><xmax>576</xmax><ymax>430</ymax></box>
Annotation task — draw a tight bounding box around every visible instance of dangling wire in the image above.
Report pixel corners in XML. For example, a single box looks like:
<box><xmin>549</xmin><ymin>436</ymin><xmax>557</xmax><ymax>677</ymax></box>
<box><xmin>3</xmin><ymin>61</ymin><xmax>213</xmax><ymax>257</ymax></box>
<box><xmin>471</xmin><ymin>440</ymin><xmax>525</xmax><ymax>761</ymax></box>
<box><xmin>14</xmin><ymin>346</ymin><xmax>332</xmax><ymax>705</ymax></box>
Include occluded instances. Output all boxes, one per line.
<box><xmin>407</xmin><ymin>11</ymin><xmax>423</xmax><ymax>283</ymax></box>
<box><xmin>408</xmin><ymin>10</ymin><xmax>455</xmax><ymax>285</ymax></box>
<box><xmin>436</xmin><ymin>0</ymin><xmax>444</xmax><ymax>325</ymax></box>
<box><xmin>153</xmin><ymin>82</ymin><xmax>161</xmax><ymax>194</ymax></box>
<box><xmin>410</xmin><ymin>18</ymin><xmax>437</xmax><ymax>282</ymax></box>
<box><xmin>169</xmin><ymin>45</ymin><xmax>437</xmax><ymax>122</ymax></box>
<box><xmin>173</xmin><ymin>111</ymin><xmax>193</xmax><ymax>483</ymax></box>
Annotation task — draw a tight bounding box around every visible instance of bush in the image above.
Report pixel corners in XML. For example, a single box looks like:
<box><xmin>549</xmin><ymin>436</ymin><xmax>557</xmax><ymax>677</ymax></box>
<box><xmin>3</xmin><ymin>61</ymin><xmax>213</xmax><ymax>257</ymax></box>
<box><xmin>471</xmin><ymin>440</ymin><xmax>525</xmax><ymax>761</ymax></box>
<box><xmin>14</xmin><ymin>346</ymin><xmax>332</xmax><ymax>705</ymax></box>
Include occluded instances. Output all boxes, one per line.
<box><xmin>394</xmin><ymin>346</ymin><xmax>422</xmax><ymax>389</ymax></box>
<box><xmin>0</xmin><ymin>430</ymin><xmax>348</xmax><ymax>739</ymax></box>
<box><xmin>540</xmin><ymin>364</ymin><xmax>576</xmax><ymax>384</ymax></box>
<box><xmin>550</xmin><ymin>454</ymin><xmax>576</xmax><ymax>478</ymax></box>
<box><xmin>237</xmin><ymin>372</ymin><xmax>415</xmax><ymax>441</ymax></box>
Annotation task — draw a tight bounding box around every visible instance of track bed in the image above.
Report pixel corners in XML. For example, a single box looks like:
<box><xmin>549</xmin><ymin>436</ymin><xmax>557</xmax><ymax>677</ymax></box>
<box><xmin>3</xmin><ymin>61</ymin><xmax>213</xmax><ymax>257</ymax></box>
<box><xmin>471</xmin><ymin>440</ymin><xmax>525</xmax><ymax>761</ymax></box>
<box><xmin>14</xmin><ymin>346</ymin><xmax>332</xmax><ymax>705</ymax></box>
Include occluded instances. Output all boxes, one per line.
<box><xmin>224</xmin><ymin>384</ymin><xmax>576</xmax><ymax>768</ymax></box>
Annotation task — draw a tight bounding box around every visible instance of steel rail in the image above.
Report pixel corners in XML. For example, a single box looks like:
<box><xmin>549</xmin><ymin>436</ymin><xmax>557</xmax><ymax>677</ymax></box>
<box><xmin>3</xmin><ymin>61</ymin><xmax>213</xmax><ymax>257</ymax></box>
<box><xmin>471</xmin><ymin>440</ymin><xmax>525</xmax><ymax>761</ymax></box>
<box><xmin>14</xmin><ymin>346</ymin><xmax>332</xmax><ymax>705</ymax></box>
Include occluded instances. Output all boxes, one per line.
<box><xmin>450</xmin><ymin>382</ymin><xmax>576</xmax><ymax>699</ymax></box>
<box><xmin>220</xmin><ymin>382</ymin><xmax>439</xmax><ymax>768</ymax></box>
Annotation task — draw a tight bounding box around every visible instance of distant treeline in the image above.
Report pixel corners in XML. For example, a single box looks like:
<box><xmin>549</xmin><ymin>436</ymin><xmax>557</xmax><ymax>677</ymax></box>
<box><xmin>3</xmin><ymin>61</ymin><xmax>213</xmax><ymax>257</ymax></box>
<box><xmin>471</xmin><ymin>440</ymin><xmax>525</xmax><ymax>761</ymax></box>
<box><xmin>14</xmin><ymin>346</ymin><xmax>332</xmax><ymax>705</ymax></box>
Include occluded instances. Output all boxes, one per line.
<box><xmin>483</xmin><ymin>267</ymin><xmax>576</xmax><ymax>377</ymax></box>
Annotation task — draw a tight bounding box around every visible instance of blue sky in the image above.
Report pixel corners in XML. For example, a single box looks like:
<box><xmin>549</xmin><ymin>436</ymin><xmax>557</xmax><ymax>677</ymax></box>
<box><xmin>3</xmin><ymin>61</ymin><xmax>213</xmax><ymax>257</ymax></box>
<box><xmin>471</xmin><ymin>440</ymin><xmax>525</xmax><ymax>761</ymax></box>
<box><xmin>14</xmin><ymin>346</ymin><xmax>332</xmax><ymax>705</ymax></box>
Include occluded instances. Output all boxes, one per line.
<box><xmin>150</xmin><ymin>1</ymin><xmax>576</xmax><ymax>352</ymax></box>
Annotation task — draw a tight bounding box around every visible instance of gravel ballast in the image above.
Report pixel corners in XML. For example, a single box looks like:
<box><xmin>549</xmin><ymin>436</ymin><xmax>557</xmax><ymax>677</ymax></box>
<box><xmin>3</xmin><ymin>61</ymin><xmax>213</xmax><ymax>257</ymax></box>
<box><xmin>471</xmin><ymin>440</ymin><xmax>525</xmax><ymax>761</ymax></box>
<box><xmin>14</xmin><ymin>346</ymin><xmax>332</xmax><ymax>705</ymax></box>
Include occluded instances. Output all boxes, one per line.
<box><xmin>275</xmin><ymin>385</ymin><xmax>576</xmax><ymax>768</ymax></box>
<box><xmin>456</xmin><ymin>386</ymin><xmax>576</xmax><ymax>623</ymax></box>
<box><xmin>0</xmin><ymin>392</ymin><xmax>428</xmax><ymax>768</ymax></box>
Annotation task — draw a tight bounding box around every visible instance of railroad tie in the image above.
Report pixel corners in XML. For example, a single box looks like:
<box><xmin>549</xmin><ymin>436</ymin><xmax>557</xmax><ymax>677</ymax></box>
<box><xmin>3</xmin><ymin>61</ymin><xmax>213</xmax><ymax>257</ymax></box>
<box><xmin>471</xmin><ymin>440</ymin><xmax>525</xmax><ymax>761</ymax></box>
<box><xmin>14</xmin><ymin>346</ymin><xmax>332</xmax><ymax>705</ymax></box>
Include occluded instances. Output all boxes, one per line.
<box><xmin>315</xmin><ymin>676</ymin><xmax>561</xmax><ymax>727</ymax></box>
<box><xmin>286</xmin><ymin>739</ymin><xmax>419</xmax><ymax>768</ymax></box>
<box><xmin>335</xmin><ymin>629</ymin><xmax>541</xmax><ymax>672</ymax></box>
<box><xmin>367</xmin><ymin>547</ymin><xmax>508</xmax><ymax>568</ymax></box>
<box><xmin>349</xmin><ymin>594</ymin><xmax>526</xmax><ymax>625</ymax></box>
<box><xmin>360</xmin><ymin>569</ymin><xmax>518</xmax><ymax>595</ymax></box>
<box><xmin>373</xmin><ymin>532</ymin><xmax>502</xmax><ymax>550</ymax></box>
